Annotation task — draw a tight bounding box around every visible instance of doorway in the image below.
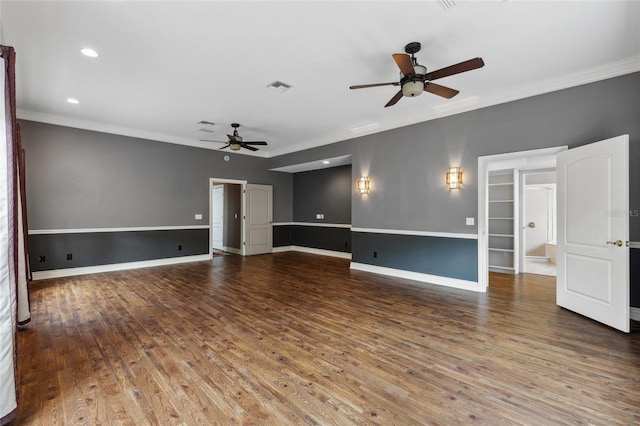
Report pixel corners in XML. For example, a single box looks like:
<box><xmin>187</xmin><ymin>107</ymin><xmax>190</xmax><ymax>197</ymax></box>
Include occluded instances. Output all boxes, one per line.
<box><xmin>210</xmin><ymin>178</ymin><xmax>244</xmax><ymax>255</ymax></box>
<box><xmin>478</xmin><ymin>146</ymin><xmax>567</xmax><ymax>291</ymax></box>
<box><xmin>521</xmin><ymin>170</ymin><xmax>557</xmax><ymax>277</ymax></box>
<box><xmin>209</xmin><ymin>178</ymin><xmax>273</xmax><ymax>256</ymax></box>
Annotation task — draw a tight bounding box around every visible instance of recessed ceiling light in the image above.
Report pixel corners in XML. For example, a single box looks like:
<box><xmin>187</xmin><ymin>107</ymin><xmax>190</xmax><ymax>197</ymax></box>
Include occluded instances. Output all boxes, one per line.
<box><xmin>322</xmin><ymin>160</ymin><xmax>330</xmax><ymax>165</ymax></box>
<box><xmin>66</xmin><ymin>98</ymin><xmax>79</xmax><ymax>104</ymax></box>
<box><xmin>80</xmin><ymin>48</ymin><xmax>99</xmax><ymax>58</ymax></box>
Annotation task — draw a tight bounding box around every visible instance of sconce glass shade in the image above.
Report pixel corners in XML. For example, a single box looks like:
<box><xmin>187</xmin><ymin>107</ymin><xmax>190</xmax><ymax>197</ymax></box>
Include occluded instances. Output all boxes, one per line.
<box><xmin>446</xmin><ymin>167</ymin><xmax>462</xmax><ymax>189</ymax></box>
<box><xmin>402</xmin><ymin>80</ymin><xmax>424</xmax><ymax>97</ymax></box>
<box><xmin>357</xmin><ymin>176</ymin><xmax>370</xmax><ymax>194</ymax></box>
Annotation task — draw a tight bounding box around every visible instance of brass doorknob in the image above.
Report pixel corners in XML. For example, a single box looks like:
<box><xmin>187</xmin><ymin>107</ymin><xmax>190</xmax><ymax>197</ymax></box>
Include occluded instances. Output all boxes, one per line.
<box><xmin>606</xmin><ymin>240</ymin><xmax>623</xmax><ymax>247</ymax></box>
<box><xmin>527</xmin><ymin>222</ymin><xmax>536</xmax><ymax>228</ymax></box>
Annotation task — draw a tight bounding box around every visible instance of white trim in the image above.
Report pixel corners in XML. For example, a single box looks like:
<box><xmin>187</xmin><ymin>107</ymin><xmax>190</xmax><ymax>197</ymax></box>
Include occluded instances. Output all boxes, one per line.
<box><xmin>350</xmin><ymin>262</ymin><xmax>481</xmax><ymax>292</ymax></box>
<box><xmin>272</xmin><ymin>245</ymin><xmax>352</xmax><ymax>259</ymax></box>
<box><xmin>272</xmin><ymin>245</ymin><xmax>295</xmax><ymax>253</ymax></box>
<box><xmin>631</xmin><ymin>307</ymin><xmax>640</xmax><ymax>322</ymax></box>
<box><xmin>478</xmin><ymin>146</ymin><xmax>568</xmax><ymax>292</ymax></box>
<box><xmin>17</xmin><ymin>109</ymin><xmax>272</xmax><ymax>158</ymax></box>
<box><xmin>28</xmin><ymin>225</ymin><xmax>209</xmax><ymax>235</ymax></box>
<box><xmin>266</xmin><ymin>56</ymin><xmax>640</xmax><ymax>158</ymax></box>
<box><xmin>210</xmin><ymin>178</ymin><xmax>247</xmax><ymax>185</ymax></box>
<box><xmin>221</xmin><ymin>246</ymin><xmax>242</xmax><ymax>255</ymax></box>
<box><xmin>31</xmin><ymin>254</ymin><xmax>212</xmax><ymax>280</ymax></box>
<box><xmin>351</xmin><ymin>227</ymin><xmax>477</xmax><ymax>240</ymax></box>
<box><xmin>273</xmin><ymin>222</ymin><xmax>351</xmax><ymax>229</ymax></box>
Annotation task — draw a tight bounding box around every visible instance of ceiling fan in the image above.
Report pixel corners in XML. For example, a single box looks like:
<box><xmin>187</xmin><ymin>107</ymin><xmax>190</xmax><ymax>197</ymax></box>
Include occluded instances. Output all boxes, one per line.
<box><xmin>350</xmin><ymin>42</ymin><xmax>485</xmax><ymax>107</ymax></box>
<box><xmin>200</xmin><ymin>123</ymin><xmax>268</xmax><ymax>151</ymax></box>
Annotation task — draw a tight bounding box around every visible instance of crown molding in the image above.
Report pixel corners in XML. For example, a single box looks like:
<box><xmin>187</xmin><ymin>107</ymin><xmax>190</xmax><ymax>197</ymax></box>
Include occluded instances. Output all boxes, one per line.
<box><xmin>17</xmin><ymin>56</ymin><xmax>640</xmax><ymax>159</ymax></box>
<box><xmin>16</xmin><ymin>109</ymin><xmax>268</xmax><ymax>158</ymax></box>
<box><xmin>269</xmin><ymin>56</ymin><xmax>640</xmax><ymax>157</ymax></box>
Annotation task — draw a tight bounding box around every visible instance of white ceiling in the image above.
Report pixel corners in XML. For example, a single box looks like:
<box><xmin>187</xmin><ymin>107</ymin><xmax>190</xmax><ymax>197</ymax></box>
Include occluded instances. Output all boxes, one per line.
<box><xmin>2</xmin><ymin>1</ymin><xmax>639</xmax><ymax>159</ymax></box>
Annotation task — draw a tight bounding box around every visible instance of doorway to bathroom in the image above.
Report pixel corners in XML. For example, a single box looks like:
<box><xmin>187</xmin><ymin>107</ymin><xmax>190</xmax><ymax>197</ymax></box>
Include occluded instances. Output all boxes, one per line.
<box><xmin>521</xmin><ymin>170</ymin><xmax>557</xmax><ymax>277</ymax></box>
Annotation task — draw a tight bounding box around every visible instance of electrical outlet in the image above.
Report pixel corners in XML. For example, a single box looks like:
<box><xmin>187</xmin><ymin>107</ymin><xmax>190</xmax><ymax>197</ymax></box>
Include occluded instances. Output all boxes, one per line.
<box><xmin>66</xmin><ymin>253</ymin><xmax>73</xmax><ymax>260</ymax></box>
<box><xmin>373</xmin><ymin>251</ymin><xmax>377</xmax><ymax>258</ymax></box>
<box><xmin>466</xmin><ymin>217</ymin><xmax>475</xmax><ymax>226</ymax></box>
<box><xmin>39</xmin><ymin>255</ymin><xmax>46</xmax><ymax>263</ymax></box>
<box><xmin>195</xmin><ymin>213</ymin><xmax>203</xmax><ymax>220</ymax></box>
<box><xmin>178</xmin><ymin>245</ymin><xmax>183</xmax><ymax>251</ymax></box>
<box><xmin>316</xmin><ymin>213</ymin><xmax>324</xmax><ymax>219</ymax></box>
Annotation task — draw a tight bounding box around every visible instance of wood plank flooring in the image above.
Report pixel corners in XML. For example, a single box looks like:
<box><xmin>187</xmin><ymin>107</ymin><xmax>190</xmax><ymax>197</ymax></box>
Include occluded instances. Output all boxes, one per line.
<box><xmin>14</xmin><ymin>252</ymin><xmax>640</xmax><ymax>425</ymax></box>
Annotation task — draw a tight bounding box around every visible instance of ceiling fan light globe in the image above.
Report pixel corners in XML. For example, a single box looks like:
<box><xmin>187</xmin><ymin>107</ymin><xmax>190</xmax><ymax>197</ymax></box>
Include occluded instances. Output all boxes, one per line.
<box><xmin>414</xmin><ymin>64</ymin><xmax>427</xmax><ymax>75</ymax></box>
<box><xmin>230</xmin><ymin>143</ymin><xmax>242</xmax><ymax>151</ymax></box>
<box><xmin>402</xmin><ymin>80</ymin><xmax>424</xmax><ymax>97</ymax></box>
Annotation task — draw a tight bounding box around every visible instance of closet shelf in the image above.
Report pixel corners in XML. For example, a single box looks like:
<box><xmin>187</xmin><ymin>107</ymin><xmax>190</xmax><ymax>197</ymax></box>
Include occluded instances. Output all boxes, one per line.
<box><xmin>489</xmin><ymin>234</ymin><xmax>515</xmax><ymax>237</ymax></box>
<box><xmin>488</xmin><ymin>217</ymin><xmax>514</xmax><ymax>220</ymax></box>
<box><xmin>489</xmin><ymin>199</ymin><xmax>514</xmax><ymax>203</ymax></box>
<box><xmin>489</xmin><ymin>248</ymin><xmax>514</xmax><ymax>253</ymax></box>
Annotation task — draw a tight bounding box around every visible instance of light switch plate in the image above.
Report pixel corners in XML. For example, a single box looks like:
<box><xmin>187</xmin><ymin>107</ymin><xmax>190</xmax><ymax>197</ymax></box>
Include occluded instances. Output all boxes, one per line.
<box><xmin>466</xmin><ymin>217</ymin><xmax>475</xmax><ymax>226</ymax></box>
<box><xmin>195</xmin><ymin>214</ymin><xmax>203</xmax><ymax>220</ymax></box>
<box><xmin>316</xmin><ymin>213</ymin><xmax>324</xmax><ymax>219</ymax></box>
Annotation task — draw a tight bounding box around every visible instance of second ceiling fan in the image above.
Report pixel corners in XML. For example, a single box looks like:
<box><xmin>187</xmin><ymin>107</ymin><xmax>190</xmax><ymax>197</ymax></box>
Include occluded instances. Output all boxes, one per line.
<box><xmin>200</xmin><ymin>123</ymin><xmax>267</xmax><ymax>151</ymax></box>
<box><xmin>350</xmin><ymin>42</ymin><xmax>485</xmax><ymax>107</ymax></box>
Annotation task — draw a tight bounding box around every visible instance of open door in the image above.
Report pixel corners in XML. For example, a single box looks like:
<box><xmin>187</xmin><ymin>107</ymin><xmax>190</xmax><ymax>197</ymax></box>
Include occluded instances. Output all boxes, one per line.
<box><xmin>556</xmin><ymin>135</ymin><xmax>629</xmax><ymax>332</ymax></box>
<box><xmin>211</xmin><ymin>185</ymin><xmax>224</xmax><ymax>251</ymax></box>
<box><xmin>244</xmin><ymin>184</ymin><xmax>273</xmax><ymax>256</ymax></box>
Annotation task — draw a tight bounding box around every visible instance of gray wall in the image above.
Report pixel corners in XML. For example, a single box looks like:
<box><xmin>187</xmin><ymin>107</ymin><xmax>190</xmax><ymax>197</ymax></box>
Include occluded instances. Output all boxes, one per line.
<box><xmin>293</xmin><ymin>165</ymin><xmax>351</xmax><ymax>224</ymax></box>
<box><xmin>21</xmin><ymin>72</ymin><xmax>640</xmax><ymax>302</ymax></box>
<box><xmin>271</xmin><ymin>72</ymin><xmax>640</xmax><ymax>239</ymax></box>
<box><xmin>21</xmin><ymin>120</ymin><xmax>293</xmax><ymax>229</ymax></box>
<box><xmin>274</xmin><ymin>165</ymin><xmax>352</xmax><ymax>252</ymax></box>
<box><xmin>272</xmin><ymin>72</ymin><xmax>640</xmax><ymax>295</ymax></box>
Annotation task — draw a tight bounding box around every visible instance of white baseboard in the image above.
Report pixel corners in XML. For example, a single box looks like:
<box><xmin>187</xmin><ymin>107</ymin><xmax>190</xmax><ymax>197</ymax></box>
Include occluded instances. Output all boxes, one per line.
<box><xmin>221</xmin><ymin>246</ymin><xmax>242</xmax><ymax>255</ymax></box>
<box><xmin>272</xmin><ymin>245</ymin><xmax>351</xmax><ymax>259</ymax></box>
<box><xmin>31</xmin><ymin>254</ymin><xmax>213</xmax><ymax>280</ymax></box>
<box><xmin>349</xmin><ymin>262</ymin><xmax>482</xmax><ymax>292</ymax></box>
<box><xmin>631</xmin><ymin>307</ymin><xmax>640</xmax><ymax>322</ymax></box>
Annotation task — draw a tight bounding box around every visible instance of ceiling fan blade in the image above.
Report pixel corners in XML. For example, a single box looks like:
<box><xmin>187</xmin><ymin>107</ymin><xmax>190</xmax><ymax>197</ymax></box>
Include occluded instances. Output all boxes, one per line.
<box><xmin>424</xmin><ymin>82</ymin><xmax>459</xmax><ymax>99</ymax></box>
<box><xmin>392</xmin><ymin>53</ymin><xmax>415</xmax><ymax>76</ymax></box>
<box><xmin>242</xmin><ymin>144</ymin><xmax>259</xmax><ymax>152</ymax></box>
<box><xmin>425</xmin><ymin>57</ymin><xmax>485</xmax><ymax>81</ymax></box>
<box><xmin>384</xmin><ymin>89</ymin><xmax>404</xmax><ymax>108</ymax></box>
<box><xmin>350</xmin><ymin>82</ymin><xmax>399</xmax><ymax>90</ymax></box>
<box><xmin>219</xmin><ymin>144</ymin><xmax>231</xmax><ymax>150</ymax></box>
<box><xmin>200</xmin><ymin>140</ymin><xmax>227</xmax><ymax>144</ymax></box>
<box><xmin>243</xmin><ymin>141</ymin><xmax>268</xmax><ymax>145</ymax></box>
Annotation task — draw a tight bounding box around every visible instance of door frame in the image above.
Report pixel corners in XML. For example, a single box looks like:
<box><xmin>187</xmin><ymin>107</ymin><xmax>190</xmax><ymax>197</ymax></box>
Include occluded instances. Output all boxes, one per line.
<box><xmin>209</xmin><ymin>178</ymin><xmax>247</xmax><ymax>255</ymax></box>
<box><xmin>211</xmin><ymin>184</ymin><xmax>225</xmax><ymax>252</ymax></box>
<box><xmin>520</xmin><ymin>171</ymin><xmax>557</xmax><ymax>273</ymax></box>
<box><xmin>478</xmin><ymin>146</ymin><xmax>567</xmax><ymax>291</ymax></box>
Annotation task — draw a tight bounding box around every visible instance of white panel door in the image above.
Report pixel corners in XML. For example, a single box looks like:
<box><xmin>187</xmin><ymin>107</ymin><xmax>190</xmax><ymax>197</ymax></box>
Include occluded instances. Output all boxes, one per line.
<box><xmin>244</xmin><ymin>184</ymin><xmax>272</xmax><ymax>256</ymax></box>
<box><xmin>211</xmin><ymin>185</ymin><xmax>224</xmax><ymax>251</ymax></box>
<box><xmin>556</xmin><ymin>135</ymin><xmax>629</xmax><ymax>332</ymax></box>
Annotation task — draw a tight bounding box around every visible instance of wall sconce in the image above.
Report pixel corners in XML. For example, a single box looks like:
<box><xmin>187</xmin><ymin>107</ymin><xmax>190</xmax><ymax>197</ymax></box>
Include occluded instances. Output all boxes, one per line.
<box><xmin>357</xmin><ymin>176</ymin><xmax>370</xmax><ymax>194</ymax></box>
<box><xmin>446</xmin><ymin>167</ymin><xmax>462</xmax><ymax>189</ymax></box>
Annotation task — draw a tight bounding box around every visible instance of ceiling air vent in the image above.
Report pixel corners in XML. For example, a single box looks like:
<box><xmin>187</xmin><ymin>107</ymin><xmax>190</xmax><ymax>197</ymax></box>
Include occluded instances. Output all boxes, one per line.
<box><xmin>197</xmin><ymin>120</ymin><xmax>216</xmax><ymax>133</ymax></box>
<box><xmin>439</xmin><ymin>0</ymin><xmax>456</xmax><ymax>10</ymax></box>
<box><xmin>266</xmin><ymin>81</ymin><xmax>292</xmax><ymax>93</ymax></box>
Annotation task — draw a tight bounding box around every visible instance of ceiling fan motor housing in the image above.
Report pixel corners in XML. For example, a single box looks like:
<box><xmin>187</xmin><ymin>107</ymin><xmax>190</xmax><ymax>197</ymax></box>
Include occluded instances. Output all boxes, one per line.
<box><xmin>401</xmin><ymin>64</ymin><xmax>427</xmax><ymax>97</ymax></box>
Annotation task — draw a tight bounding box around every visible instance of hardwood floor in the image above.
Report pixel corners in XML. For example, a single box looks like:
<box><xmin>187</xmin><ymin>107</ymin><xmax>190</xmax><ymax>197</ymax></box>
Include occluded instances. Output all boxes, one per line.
<box><xmin>14</xmin><ymin>252</ymin><xmax>640</xmax><ymax>425</ymax></box>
